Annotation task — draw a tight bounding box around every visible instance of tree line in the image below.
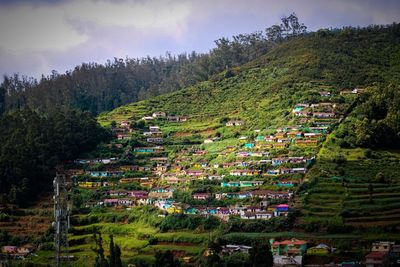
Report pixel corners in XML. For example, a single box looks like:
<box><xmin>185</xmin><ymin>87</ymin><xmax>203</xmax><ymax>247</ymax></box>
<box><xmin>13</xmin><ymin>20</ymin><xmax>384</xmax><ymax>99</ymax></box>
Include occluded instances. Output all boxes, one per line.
<box><xmin>0</xmin><ymin>13</ymin><xmax>307</xmax><ymax>116</ymax></box>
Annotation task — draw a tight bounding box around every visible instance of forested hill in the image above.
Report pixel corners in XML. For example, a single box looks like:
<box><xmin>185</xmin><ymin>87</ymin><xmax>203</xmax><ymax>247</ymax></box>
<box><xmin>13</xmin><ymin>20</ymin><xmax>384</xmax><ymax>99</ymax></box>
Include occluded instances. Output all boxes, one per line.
<box><xmin>0</xmin><ymin>14</ymin><xmax>308</xmax><ymax>116</ymax></box>
<box><xmin>99</xmin><ymin>23</ymin><xmax>400</xmax><ymax>128</ymax></box>
<box><xmin>0</xmin><ymin>108</ymin><xmax>110</xmax><ymax>206</ymax></box>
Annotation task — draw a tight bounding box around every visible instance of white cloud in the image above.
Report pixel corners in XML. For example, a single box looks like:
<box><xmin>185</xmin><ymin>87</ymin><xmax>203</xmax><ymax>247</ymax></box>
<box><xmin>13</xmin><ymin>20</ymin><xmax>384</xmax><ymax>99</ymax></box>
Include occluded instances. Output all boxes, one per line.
<box><xmin>0</xmin><ymin>0</ymin><xmax>193</xmax><ymax>52</ymax></box>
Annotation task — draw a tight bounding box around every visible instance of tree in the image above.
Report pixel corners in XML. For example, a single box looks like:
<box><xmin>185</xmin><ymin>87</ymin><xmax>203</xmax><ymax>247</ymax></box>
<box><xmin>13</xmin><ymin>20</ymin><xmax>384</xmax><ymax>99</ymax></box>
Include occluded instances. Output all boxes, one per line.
<box><xmin>108</xmin><ymin>235</ymin><xmax>115</xmax><ymax>267</ymax></box>
<box><xmin>155</xmin><ymin>250</ymin><xmax>180</xmax><ymax>267</ymax></box>
<box><xmin>114</xmin><ymin>245</ymin><xmax>122</xmax><ymax>267</ymax></box>
<box><xmin>249</xmin><ymin>242</ymin><xmax>273</xmax><ymax>267</ymax></box>
<box><xmin>110</xmin><ymin>121</ymin><xmax>117</xmax><ymax>129</ymax></box>
<box><xmin>280</xmin><ymin>13</ymin><xmax>307</xmax><ymax>37</ymax></box>
<box><xmin>92</xmin><ymin>230</ymin><xmax>109</xmax><ymax>267</ymax></box>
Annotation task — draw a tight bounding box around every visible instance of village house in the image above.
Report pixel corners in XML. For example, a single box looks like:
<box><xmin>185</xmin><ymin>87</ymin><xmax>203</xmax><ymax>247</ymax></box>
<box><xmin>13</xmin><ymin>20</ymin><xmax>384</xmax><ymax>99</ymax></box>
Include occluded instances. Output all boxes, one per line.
<box><xmin>204</xmin><ymin>138</ymin><xmax>214</xmax><ymax>144</ymax></box>
<box><xmin>239</xmin><ymin>136</ymin><xmax>248</xmax><ymax>142</ymax></box>
<box><xmin>309</xmin><ymin>126</ymin><xmax>329</xmax><ymax>133</ymax></box>
<box><xmin>192</xmin><ymin>193</ymin><xmax>212</xmax><ymax>200</ymax></box>
<box><xmin>119</xmin><ymin>177</ymin><xmax>149</xmax><ymax>184</ymax></box>
<box><xmin>273</xmin><ymin>143</ymin><xmax>287</xmax><ymax>149</ymax></box>
<box><xmin>167</xmin><ymin>115</ymin><xmax>188</xmax><ymax>122</ymax></box>
<box><xmin>272</xmin><ymin>239</ymin><xmax>307</xmax><ymax>256</ymax></box>
<box><xmin>106</xmin><ymin>190</ymin><xmax>127</xmax><ymax>197</ymax></box>
<box><xmin>142</xmin><ymin>116</ymin><xmax>154</xmax><ymax>121</ymax></box>
<box><xmin>241</xmin><ymin>211</ymin><xmax>274</xmax><ymax>220</ymax></box>
<box><xmin>226</xmin><ymin>120</ymin><xmax>244</xmax><ymax>127</ymax></box>
<box><xmin>120</xmin><ymin>120</ymin><xmax>130</xmax><ymax>128</ymax></box>
<box><xmin>227</xmin><ymin>191</ymin><xmax>252</xmax><ymax>199</ymax></box>
<box><xmin>150</xmin><ymin>157</ymin><xmax>169</xmax><ymax>163</ymax></box>
<box><xmin>229</xmin><ymin>169</ymin><xmax>261</xmax><ymax>176</ymax></box>
<box><xmin>295</xmin><ymin>139</ymin><xmax>318</xmax><ymax>147</ymax></box>
<box><xmin>102</xmin><ymin>199</ymin><xmax>119</xmax><ymax>207</ymax></box>
<box><xmin>152</xmin><ymin>111</ymin><xmax>166</xmax><ymax>118</ymax></box>
<box><xmin>304</xmin><ymin>132</ymin><xmax>322</xmax><ymax>139</ymax></box>
<box><xmin>147</xmin><ymin>137</ymin><xmax>163</xmax><ymax>143</ymax></box>
<box><xmin>252</xmin><ymin>190</ymin><xmax>292</xmax><ymax>200</ymax></box>
<box><xmin>287</xmin><ymin>131</ymin><xmax>303</xmax><ymax>138</ymax></box>
<box><xmin>277</xmin><ymin>179</ymin><xmax>299</xmax><ymax>187</ymax></box>
<box><xmin>237</xmin><ymin>151</ymin><xmax>250</xmax><ymax>157</ymax></box>
<box><xmin>220</xmin><ymin>180</ymin><xmax>263</xmax><ymax>187</ymax></box>
<box><xmin>194</xmin><ymin>150</ymin><xmax>208</xmax><ymax>155</ymax></box>
<box><xmin>112</xmin><ymin>127</ymin><xmax>127</xmax><ymax>135</ymax></box>
<box><xmin>128</xmin><ymin>190</ymin><xmax>148</xmax><ymax>198</ymax></box>
<box><xmin>149</xmin><ymin>187</ymin><xmax>174</xmax><ymax>199</ymax></box>
<box><xmin>16</xmin><ymin>244</ymin><xmax>36</xmax><ymax>255</ymax></box>
<box><xmin>220</xmin><ymin>245</ymin><xmax>252</xmax><ymax>255</ymax></box>
<box><xmin>134</xmin><ymin>147</ymin><xmax>154</xmax><ymax>153</ymax></box>
<box><xmin>149</xmin><ymin>126</ymin><xmax>160</xmax><ymax>132</ymax></box>
<box><xmin>117</xmin><ymin>134</ymin><xmax>132</xmax><ymax>140</ymax></box>
<box><xmin>319</xmin><ymin>91</ymin><xmax>331</xmax><ymax>97</ymax></box>
<box><xmin>295</xmin><ymin>110</ymin><xmax>312</xmax><ymax>117</ymax></box>
<box><xmin>264</xmin><ymin>136</ymin><xmax>277</xmax><ymax>143</ymax></box>
<box><xmin>184</xmin><ymin>169</ymin><xmax>204</xmax><ymax>176</ymax></box>
<box><xmin>272</xmin><ymin>239</ymin><xmax>308</xmax><ymax>257</ymax></box>
<box><xmin>243</xmin><ymin>143</ymin><xmax>254</xmax><ymax>149</ymax></box>
<box><xmin>78</xmin><ymin>181</ymin><xmax>102</xmax><ymax>188</ymax></box>
<box><xmin>2</xmin><ymin>246</ymin><xmax>18</xmax><ymax>254</ymax></box>
<box><xmin>208</xmin><ymin>175</ymin><xmax>223</xmax><ymax>181</ymax></box>
<box><xmin>267</xmin><ymin>169</ymin><xmax>280</xmax><ymax>175</ymax></box>
<box><xmin>366</xmin><ymin>252</ymin><xmax>387</xmax><ymax>267</ymax></box>
<box><xmin>313</xmin><ymin>112</ymin><xmax>336</xmax><ymax>118</ymax></box>
<box><xmin>306</xmin><ymin>244</ymin><xmax>331</xmax><ymax>256</ymax></box>
<box><xmin>353</xmin><ymin>88</ymin><xmax>367</xmax><ymax>94</ymax></box>
<box><xmin>371</xmin><ymin>241</ymin><xmax>395</xmax><ymax>253</ymax></box>
<box><xmin>275</xmin><ymin>204</ymin><xmax>289</xmax><ymax>216</ymax></box>
<box><xmin>88</xmin><ymin>171</ymin><xmax>123</xmax><ymax>177</ymax></box>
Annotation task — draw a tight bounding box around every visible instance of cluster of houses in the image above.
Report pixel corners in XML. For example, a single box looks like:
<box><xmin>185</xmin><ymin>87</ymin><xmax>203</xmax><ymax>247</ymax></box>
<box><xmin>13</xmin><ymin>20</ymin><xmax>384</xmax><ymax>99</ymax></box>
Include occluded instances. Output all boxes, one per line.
<box><xmin>365</xmin><ymin>241</ymin><xmax>400</xmax><ymax>267</ymax></box>
<box><xmin>69</xmin><ymin>100</ymin><xmax>342</xmax><ymax>224</ymax></box>
<box><xmin>1</xmin><ymin>244</ymin><xmax>36</xmax><ymax>260</ymax></box>
<box><xmin>152</xmin><ymin>200</ymin><xmax>290</xmax><ymax>221</ymax></box>
<box><xmin>206</xmin><ymin>239</ymin><xmax>399</xmax><ymax>267</ymax></box>
<box><xmin>141</xmin><ymin>111</ymin><xmax>188</xmax><ymax>122</ymax></box>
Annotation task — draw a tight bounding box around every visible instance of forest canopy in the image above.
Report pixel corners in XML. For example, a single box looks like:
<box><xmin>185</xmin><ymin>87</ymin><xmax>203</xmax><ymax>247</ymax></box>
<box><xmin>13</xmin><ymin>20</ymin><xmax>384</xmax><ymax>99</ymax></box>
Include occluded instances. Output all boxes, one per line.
<box><xmin>0</xmin><ymin>108</ymin><xmax>110</xmax><ymax>206</ymax></box>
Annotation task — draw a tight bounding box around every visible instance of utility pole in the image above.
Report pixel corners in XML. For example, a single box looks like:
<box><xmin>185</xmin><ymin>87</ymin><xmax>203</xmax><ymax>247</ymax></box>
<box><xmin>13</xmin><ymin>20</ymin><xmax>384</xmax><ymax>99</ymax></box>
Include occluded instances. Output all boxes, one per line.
<box><xmin>53</xmin><ymin>173</ymin><xmax>70</xmax><ymax>267</ymax></box>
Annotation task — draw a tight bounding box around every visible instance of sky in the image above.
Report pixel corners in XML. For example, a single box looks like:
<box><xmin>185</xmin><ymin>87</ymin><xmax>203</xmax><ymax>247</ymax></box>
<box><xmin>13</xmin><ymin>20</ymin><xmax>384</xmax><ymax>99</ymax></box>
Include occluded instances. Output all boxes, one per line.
<box><xmin>0</xmin><ymin>0</ymin><xmax>399</xmax><ymax>79</ymax></box>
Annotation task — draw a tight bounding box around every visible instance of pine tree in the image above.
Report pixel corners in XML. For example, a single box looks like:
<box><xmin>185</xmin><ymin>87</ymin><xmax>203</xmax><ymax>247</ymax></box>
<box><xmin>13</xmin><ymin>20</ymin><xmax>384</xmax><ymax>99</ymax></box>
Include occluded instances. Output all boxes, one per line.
<box><xmin>108</xmin><ymin>235</ymin><xmax>115</xmax><ymax>267</ymax></box>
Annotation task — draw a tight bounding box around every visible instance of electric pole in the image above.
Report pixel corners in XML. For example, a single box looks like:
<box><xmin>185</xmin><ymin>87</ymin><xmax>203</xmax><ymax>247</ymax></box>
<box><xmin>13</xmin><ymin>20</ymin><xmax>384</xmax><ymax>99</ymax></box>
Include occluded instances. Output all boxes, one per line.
<box><xmin>53</xmin><ymin>173</ymin><xmax>70</xmax><ymax>267</ymax></box>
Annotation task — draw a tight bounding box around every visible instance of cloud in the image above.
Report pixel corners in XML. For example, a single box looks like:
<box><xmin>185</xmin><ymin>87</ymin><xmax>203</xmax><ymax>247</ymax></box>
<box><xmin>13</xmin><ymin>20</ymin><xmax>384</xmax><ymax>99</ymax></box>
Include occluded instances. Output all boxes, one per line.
<box><xmin>0</xmin><ymin>0</ymin><xmax>399</xmax><ymax>79</ymax></box>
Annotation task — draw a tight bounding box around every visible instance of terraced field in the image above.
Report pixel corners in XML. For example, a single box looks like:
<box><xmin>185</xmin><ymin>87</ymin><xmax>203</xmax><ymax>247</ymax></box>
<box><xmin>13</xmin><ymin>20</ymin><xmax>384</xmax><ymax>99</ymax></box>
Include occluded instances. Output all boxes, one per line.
<box><xmin>299</xmin><ymin>134</ymin><xmax>400</xmax><ymax>229</ymax></box>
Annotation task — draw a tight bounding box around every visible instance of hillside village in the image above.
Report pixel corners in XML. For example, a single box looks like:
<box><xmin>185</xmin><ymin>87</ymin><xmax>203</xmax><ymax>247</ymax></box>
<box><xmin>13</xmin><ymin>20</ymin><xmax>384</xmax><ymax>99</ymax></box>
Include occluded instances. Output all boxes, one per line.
<box><xmin>74</xmin><ymin>92</ymin><xmax>346</xmax><ymax>222</ymax></box>
<box><xmin>1</xmin><ymin>83</ymin><xmax>399</xmax><ymax>267</ymax></box>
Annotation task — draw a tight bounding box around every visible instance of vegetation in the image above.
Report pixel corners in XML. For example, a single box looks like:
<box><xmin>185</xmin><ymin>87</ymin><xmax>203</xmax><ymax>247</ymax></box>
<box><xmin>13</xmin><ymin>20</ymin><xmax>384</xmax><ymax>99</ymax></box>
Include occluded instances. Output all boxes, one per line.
<box><xmin>0</xmin><ymin>108</ymin><xmax>110</xmax><ymax>206</ymax></box>
<box><xmin>335</xmin><ymin>85</ymin><xmax>400</xmax><ymax>148</ymax></box>
<box><xmin>2</xmin><ymin>15</ymin><xmax>400</xmax><ymax>267</ymax></box>
<box><xmin>0</xmin><ymin>14</ymin><xmax>307</xmax><ymax>116</ymax></box>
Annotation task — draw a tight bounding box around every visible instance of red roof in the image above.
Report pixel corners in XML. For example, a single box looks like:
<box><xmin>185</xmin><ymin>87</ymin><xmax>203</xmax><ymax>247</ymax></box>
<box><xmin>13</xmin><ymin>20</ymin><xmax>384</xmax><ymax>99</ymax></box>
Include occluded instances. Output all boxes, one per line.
<box><xmin>366</xmin><ymin>252</ymin><xmax>386</xmax><ymax>259</ymax></box>
<box><xmin>273</xmin><ymin>239</ymin><xmax>307</xmax><ymax>246</ymax></box>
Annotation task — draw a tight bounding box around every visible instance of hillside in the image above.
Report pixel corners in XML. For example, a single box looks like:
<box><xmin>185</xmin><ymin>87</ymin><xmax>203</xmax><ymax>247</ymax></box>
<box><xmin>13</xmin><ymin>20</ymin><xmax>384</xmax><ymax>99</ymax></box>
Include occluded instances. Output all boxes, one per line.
<box><xmin>98</xmin><ymin>24</ymin><xmax>400</xmax><ymax>127</ymax></box>
<box><xmin>3</xmin><ymin>24</ymin><xmax>400</xmax><ymax>266</ymax></box>
<box><xmin>76</xmin><ymin>24</ymin><xmax>400</xmax><ymax>266</ymax></box>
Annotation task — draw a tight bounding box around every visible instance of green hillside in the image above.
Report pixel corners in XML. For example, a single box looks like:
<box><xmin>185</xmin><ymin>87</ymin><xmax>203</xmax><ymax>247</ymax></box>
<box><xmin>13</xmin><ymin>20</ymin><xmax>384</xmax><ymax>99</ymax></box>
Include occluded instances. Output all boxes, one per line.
<box><xmin>7</xmin><ymin>24</ymin><xmax>400</xmax><ymax>266</ymax></box>
<box><xmin>98</xmin><ymin>24</ymin><xmax>400</xmax><ymax>128</ymax></box>
<box><xmin>96</xmin><ymin>24</ymin><xmax>400</xmax><ymax>233</ymax></box>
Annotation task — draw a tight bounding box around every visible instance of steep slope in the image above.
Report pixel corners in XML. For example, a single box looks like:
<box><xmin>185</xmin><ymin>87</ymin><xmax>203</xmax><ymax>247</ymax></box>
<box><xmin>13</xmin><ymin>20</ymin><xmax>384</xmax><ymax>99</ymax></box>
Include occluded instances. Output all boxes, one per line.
<box><xmin>99</xmin><ymin>24</ymin><xmax>400</xmax><ymax>128</ymax></box>
<box><xmin>97</xmin><ymin>24</ymin><xmax>400</xmax><ymax>234</ymax></box>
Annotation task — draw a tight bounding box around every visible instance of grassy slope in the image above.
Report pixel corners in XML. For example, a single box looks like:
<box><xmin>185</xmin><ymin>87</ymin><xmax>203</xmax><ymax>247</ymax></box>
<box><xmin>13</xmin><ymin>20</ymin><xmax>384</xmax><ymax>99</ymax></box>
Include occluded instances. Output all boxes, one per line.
<box><xmin>99</xmin><ymin>26</ymin><xmax>400</xmax><ymax>128</ymax></box>
<box><xmin>97</xmin><ymin>26</ymin><xmax>400</xmax><ymax>229</ymax></box>
<box><xmin>53</xmin><ymin>26</ymin><xmax>400</xmax><ymax>266</ymax></box>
